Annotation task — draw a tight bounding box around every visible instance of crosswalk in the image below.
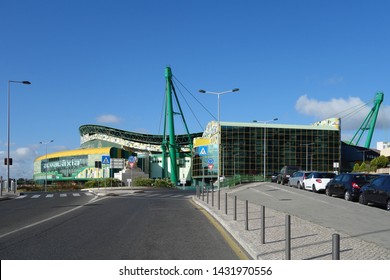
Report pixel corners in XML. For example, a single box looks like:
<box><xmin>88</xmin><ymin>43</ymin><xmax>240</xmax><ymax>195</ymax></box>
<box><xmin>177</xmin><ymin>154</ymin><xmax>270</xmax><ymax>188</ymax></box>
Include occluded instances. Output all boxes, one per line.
<box><xmin>15</xmin><ymin>192</ymin><xmax>94</xmax><ymax>200</ymax></box>
<box><xmin>13</xmin><ymin>191</ymin><xmax>194</xmax><ymax>200</ymax></box>
<box><xmin>129</xmin><ymin>191</ymin><xmax>194</xmax><ymax>200</ymax></box>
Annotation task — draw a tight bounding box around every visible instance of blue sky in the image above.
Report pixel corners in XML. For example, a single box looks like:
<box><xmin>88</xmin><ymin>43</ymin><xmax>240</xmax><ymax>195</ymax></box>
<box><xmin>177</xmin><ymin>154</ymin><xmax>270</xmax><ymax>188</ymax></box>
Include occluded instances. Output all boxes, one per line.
<box><xmin>1</xmin><ymin>0</ymin><xmax>390</xmax><ymax>179</ymax></box>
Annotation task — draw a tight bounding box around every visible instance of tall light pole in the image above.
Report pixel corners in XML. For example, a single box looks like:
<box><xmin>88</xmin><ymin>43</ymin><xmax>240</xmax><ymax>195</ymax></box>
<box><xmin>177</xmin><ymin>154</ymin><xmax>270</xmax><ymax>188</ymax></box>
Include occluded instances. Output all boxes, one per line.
<box><xmin>254</xmin><ymin>118</ymin><xmax>278</xmax><ymax>181</ymax></box>
<box><xmin>40</xmin><ymin>140</ymin><xmax>54</xmax><ymax>192</ymax></box>
<box><xmin>199</xmin><ymin>88</ymin><xmax>239</xmax><ymax>189</ymax></box>
<box><xmin>301</xmin><ymin>143</ymin><xmax>315</xmax><ymax>171</ymax></box>
<box><xmin>6</xmin><ymin>80</ymin><xmax>31</xmax><ymax>193</ymax></box>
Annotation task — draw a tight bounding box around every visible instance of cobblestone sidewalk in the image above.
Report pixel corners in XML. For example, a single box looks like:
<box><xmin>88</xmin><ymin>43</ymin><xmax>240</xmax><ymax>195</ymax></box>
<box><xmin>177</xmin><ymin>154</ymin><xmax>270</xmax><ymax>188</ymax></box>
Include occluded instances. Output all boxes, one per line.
<box><xmin>193</xmin><ymin>184</ymin><xmax>390</xmax><ymax>260</ymax></box>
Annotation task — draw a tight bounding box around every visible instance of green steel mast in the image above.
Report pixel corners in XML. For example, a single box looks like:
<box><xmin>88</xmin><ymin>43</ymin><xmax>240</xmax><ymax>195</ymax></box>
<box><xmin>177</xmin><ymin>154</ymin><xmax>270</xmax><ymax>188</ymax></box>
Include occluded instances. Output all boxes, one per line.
<box><xmin>349</xmin><ymin>92</ymin><xmax>384</xmax><ymax>148</ymax></box>
<box><xmin>162</xmin><ymin>67</ymin><xmax>178</xmax><ymax>184</ymax></box>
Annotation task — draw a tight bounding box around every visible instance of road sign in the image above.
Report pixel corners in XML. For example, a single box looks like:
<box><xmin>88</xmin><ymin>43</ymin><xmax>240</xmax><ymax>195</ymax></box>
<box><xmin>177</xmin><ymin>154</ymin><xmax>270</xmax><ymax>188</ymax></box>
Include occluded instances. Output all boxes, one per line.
<box><xmin>110</xmin><ymin>158</ymin><xmax>125</xmax><ymax>169</ymax></box>
<box><xmin>207</xmin><ymin>158</ymin><xmax>214</xmax><ymax>165</ymax></box>
<box><xmin>102</xmin><ymin>156</ymin><xmax>110</xmax><ymax>164</ymax></box>
<box><xmin>208</xmin><ymin>164</ymin><xmax>214</xmax><ymax>170</ymax></box>
<box><xmin>198</xmin><ymin>146</ymin><xmax>208</xmax><ymax>156</ymax></box>
<box><xmin>129</xmin><ymin>162</ymin><xmax>136</xmax><ymax>169</ymax></box>
<box><xmin>128</xmin><ymin>156</ymin><xmax>137</xmax><ymax>163</ymax></box>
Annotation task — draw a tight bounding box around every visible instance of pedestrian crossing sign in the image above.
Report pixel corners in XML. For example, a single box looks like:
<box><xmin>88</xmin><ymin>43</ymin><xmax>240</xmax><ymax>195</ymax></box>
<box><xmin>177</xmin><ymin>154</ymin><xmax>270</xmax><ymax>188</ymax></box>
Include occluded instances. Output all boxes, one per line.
<box><xmin>102</xmin><ymin>156</ymin><xmax>111</xmax><ymax>164</ymax></box>
<box><xmin>198</xmin><ymin>146</ymin><xmax>208</xmax><ymax>156</ymax></box>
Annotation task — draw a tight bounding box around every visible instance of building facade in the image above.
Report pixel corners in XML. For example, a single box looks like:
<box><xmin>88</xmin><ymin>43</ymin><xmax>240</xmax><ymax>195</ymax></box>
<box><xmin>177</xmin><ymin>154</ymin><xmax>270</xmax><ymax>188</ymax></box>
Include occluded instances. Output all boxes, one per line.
<box><xmin>33</xmin><ymin>147</ymin><xmax>133</xmax><ymax>183</ymax></box>
<box><xmin>33</xmin><ymin>125</ymin><xmax>201</xmax><ymax>184</ymax></box>
<box><xmin>192</xmin><ymin>119</ymin><xmax>341</xmax><ymax>185</ymax></box>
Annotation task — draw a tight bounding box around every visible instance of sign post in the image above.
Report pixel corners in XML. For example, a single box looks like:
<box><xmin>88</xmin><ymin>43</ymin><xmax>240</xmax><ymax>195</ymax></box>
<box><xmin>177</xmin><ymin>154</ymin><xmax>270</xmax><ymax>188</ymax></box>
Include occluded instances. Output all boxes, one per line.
<box><xmin>198</xmin><ymin>146</ymin><xmax>208</xmax><ymax>191</ymax></box>
<box><xmin>128</xmin><ymin>156</ymin><xmax>137</xmax><ymax>187</ymax></box>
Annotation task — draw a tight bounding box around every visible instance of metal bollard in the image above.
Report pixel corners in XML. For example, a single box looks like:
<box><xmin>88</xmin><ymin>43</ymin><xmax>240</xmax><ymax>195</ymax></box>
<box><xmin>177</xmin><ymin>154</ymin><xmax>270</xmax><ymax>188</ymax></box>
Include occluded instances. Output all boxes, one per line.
<box><xmin>211</xmin><ymin>185</ymin><xmax>214</xmax><ymax>207</ymax></box>
<box><xmin>260</xmin><ymin>205</ymin><xmax>265</xmax><ymax>244</ymax></box>
<box><xmin>234</xmin><ymin>196</ymin><xmax>237</xmax><ymax>220</ymax></box>
<box><xmin>225</xmin><ymin>193</ymin><xmax>228</xmax><ymax>215</ymax></box>
<box><xmin>285</xmin><ymin>214</ymin><xmax>291</xmax><ymax>260</ymax></box>
<box><xmin>207</xmin><ymin>189</ymin><xmax>209</xmax><ymax>204</ymax></box>
<box><xmin>332</xmin><ymin>233</ymin><xmax>340</xmax><ymax>260</ymax></box>
<box><xmin>245</xmin><ymin>200</ymin><xmax>249</xmax><ymax>230</ymax></box>
<box><xmin>202</xmin><ymin>186</ymin><xmax>204</xmax><ymax>201</ymax></box>
<box><xmin>218</xmin><ymin>189</ymin><xmax>220</xmax><ymax>210</ymax></box>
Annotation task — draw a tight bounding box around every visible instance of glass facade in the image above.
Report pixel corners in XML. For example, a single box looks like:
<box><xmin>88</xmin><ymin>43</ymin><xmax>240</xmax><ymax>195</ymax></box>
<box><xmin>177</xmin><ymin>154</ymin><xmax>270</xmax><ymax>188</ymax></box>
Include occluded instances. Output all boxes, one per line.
<box><xmin>192</xmin><ymin>121</ymin><xmax>341</xmax><ymax>181</ymax></box>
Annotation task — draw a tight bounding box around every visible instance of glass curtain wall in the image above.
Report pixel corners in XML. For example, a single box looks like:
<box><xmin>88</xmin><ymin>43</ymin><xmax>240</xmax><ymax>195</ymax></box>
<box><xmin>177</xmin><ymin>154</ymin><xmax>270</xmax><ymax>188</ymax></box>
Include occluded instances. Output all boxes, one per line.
<box><xmin>192</xmin><ymin>124</ymin><xmax>340</xmax><ymax>180</ymax></box>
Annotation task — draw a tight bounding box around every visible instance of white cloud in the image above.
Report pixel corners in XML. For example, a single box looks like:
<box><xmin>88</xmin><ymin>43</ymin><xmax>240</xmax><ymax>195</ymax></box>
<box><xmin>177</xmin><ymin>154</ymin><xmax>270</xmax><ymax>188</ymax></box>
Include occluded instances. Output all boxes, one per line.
<box><xmin>0</xmin><ymin>146</ymin><xmax>37</xmax><ymax>180</ymax></box>
<box><xmin>295</xmin><ymin>94</ymin><xmax>390</xmax><ymax>131</ymax></box>
<box><xmin>96</xmin><ymin>114</ymin><xmax>121</xmax><ymax>124</ymax></box>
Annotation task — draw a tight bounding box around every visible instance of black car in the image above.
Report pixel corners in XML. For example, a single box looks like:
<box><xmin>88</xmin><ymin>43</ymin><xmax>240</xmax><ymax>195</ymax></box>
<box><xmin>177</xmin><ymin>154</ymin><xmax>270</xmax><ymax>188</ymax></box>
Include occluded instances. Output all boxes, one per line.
<box><xmin>359</xmin><ymin>175</ymin><xmax>390</xmax><ymax>211</ymax></box>
<box><xmin>271</xmin><ymin>172</ymin><xmax>278</xmax><ymax>183</ymax></box>
<box><xmin>325</xmin><ymin>173</ymin><xmax>379</xmax><ymax>201</ymax></box>
<box><xmin>276</xmin><ymin>166</ymin><xmax>300</xmax><ymax>185</ymax></box>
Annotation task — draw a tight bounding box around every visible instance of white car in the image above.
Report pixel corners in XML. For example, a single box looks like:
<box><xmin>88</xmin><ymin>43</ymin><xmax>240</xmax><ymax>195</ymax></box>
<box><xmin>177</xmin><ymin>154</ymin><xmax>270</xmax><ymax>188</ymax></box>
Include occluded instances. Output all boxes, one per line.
<box><xmin>303</xmin><ymin>172</ymin><xmax>336</xmax><ymax>193</ymax></box>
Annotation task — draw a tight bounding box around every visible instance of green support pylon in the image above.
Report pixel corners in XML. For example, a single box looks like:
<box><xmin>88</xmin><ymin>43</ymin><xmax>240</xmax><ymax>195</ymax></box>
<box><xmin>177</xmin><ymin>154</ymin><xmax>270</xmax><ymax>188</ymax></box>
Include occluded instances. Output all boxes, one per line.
<box><xmin>349</xmin><ymin>92</ymin><xmax>384</xmax><ymax>148</ymax></box>
<box><xmin>162</xmin><ymin>67</ymin><xmax>178</xmax><ymax>184</ymax></box>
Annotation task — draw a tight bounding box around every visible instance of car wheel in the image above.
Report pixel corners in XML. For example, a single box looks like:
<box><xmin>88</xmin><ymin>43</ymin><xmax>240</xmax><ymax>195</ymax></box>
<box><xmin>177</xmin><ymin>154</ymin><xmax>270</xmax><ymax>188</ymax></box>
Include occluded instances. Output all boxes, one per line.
<box><xmin>344</xmin><ymin>191</ymin><xmax>352</xmax><ymax>201</ymax></box>
<box><xmin>297</xmin><ymin>182</ymin><xmax>302</xmax><ymax>189</ymax></box>
<box><xmin>302</xmin><ymin>183</ymin><xmax>306</xmax><ymax>190</ymax></box>
<box><xmin>386</xmin><ymin>199</ymin><xmax>390</xmax><ymax>211</ymax></box>
<box><xmin>312</xmin><ymin>185</ymin><xmax>317</xmax><ymax>193</ymax></box>
<box><xmin>359</xmin><ymin>193</ymin><xmax>368</xmax><ymax>205</ymax></box>
<box><xmin>325</xmin><ymin>188</ymin><xmax>331</xmax><ymax>196</ymax></box>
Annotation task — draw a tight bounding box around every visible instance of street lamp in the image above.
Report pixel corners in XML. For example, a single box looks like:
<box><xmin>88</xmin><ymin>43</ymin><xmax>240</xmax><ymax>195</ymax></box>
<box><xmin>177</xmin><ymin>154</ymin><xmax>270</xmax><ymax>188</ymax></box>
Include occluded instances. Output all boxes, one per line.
<box><xmin>198</xmin><ymin>88</ymin><xmax>239</xmax><ymax>190</ymax></box>
<box><xmin>254</xmin><ymin>118</ymin><xmax>278</xmax><ymax>181</ymax></box>
<box><xmin>6</xmin><ymin>80</ymin><xmax>31</xmax><ymax>194</ymax></box>
<box><xmin>40</xmin><ymin>140</ymin><xmax>54</xmax><ymax>192</ymax></box>
<box><xmin>301</xmin><ymin>143</ymin><xmax>315</xmax><ymax>171</ymax></box>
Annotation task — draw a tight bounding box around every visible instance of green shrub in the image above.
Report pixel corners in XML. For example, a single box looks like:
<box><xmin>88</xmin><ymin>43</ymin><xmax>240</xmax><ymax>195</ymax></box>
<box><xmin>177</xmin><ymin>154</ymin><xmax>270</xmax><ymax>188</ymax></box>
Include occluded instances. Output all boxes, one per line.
<box><xmin>133</xmin><ymin>177</ymin><xmax>154</xmax><ymax>186</ymax></box>
<box><xmin>154</xmin><ymin>178</ymin><xmax>174</xmax><ymax>188</ymax></box>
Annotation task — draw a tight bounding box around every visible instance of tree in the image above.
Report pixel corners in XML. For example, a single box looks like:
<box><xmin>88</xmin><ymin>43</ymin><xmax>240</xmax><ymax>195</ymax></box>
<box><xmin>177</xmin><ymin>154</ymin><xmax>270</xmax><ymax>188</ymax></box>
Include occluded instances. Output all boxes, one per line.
<box><xmin>352</xmin><ymin>163</ymin><xmax>361</xmax><ymax>172</ymax></box>
<box><xmin>375</xmin><ymin>155</ymin><xmax>389</xmax><ymax>168</ymax></box>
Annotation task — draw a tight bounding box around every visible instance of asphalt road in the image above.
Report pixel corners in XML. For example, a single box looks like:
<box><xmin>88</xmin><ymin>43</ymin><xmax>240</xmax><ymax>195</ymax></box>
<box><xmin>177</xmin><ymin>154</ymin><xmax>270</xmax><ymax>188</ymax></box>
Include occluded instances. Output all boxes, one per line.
<box><xmin>0</xmin><ymin>190</ymin><xmax>241</xmax><ymax>260</ymax></box>
<box><xmin>234</xmin><ymin>183</ymin><xmax>390</xmax><ymax>250</ymax></box>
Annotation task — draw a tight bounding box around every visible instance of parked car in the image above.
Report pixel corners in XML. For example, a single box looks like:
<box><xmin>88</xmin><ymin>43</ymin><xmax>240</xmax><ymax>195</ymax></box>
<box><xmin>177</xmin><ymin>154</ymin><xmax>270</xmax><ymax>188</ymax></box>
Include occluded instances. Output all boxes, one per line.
<box><xmin>288</xmin><ymin>171</ymin><xmax>311</xmax><ymax>189</ymax></box>
<box><xmin>359</xmin><ymin>175</ymin><xmax>390</xmax><ymax>211</ymax></box>
<box><xmin>276</xmin><ymin>166</ymin><xmax>300</xmax><ymax>185</ymax></box>
<box><xmin>325</xmin><ymin>173</ymin><xmax>379</xmax><ymax>201</ymax></box>
<box><xmin>303</xmin><ymin>171</ymin><xmax>336</xmax><ymax>193</ymax></box>
<box><xmin>271</xmin><ymin>172</ymin><xmax>278</xmax><ymax>183</ymax></box>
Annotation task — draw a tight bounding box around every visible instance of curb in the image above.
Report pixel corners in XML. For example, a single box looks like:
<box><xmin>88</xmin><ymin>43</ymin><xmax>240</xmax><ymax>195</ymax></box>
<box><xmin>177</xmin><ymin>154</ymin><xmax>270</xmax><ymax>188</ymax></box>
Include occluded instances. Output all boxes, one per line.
<box><xmin>192</xmin><ymin>196</ymin><xmax>258</xmax><ymax>260</ymax></box>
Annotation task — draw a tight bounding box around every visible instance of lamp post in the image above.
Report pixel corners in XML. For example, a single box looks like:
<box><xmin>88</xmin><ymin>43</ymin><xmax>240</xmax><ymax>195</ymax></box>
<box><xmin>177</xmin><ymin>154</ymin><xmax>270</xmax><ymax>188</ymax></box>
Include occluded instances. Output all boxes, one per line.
<box><xmin>301</xmin><ymin>143</ymin><xmax>315</xmax><ymax>171</ymax></box>
<box><xmin>40</xmin><ymin>140</ymin><xmax>54</xmax><ymax>192</ymax></box>
<box><xmin>199</xmin><ymin>88</ymin><xmax>239</xmax><ymax>190</ymax></box>
<box><xmin>233</xmin><ymin>153</ymin><xmax>239</xmax><ymax>176</ymax></box>
<box><xmin>6</xmin><ymin>80</ymin><xmax>31</xmax><ymax>194</ymax></box>
<box><xmin>254</xmin><ymin>118</ymin><xmax>278</xmax><ymax>181</ymax></box>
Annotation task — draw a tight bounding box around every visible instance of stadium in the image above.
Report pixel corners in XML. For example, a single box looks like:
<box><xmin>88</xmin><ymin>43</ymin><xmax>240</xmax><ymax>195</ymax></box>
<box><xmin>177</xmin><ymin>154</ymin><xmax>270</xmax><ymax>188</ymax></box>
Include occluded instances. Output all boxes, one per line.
<box><xmin>33</xmin><ymin>124</ymin><xmax>202</xmax><ymax>185</ymax></box>
<box><xmin>34</xmin><ymin>118</ymin><xmax>350</xmax><ymax>187</ymax></box>
<box><xmin>33</xmin><ymin>68</ymin><xmax>383</xmax><ymax>187</ymax></box>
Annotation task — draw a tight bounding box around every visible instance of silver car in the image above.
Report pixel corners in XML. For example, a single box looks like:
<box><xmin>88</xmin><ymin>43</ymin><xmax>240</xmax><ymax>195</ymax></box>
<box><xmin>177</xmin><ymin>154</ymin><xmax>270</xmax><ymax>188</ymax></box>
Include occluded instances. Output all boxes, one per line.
<box><xmin>288</xmin><ymin>171</ymin><xmax>311</xmax><ymax>189</ymax></box>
